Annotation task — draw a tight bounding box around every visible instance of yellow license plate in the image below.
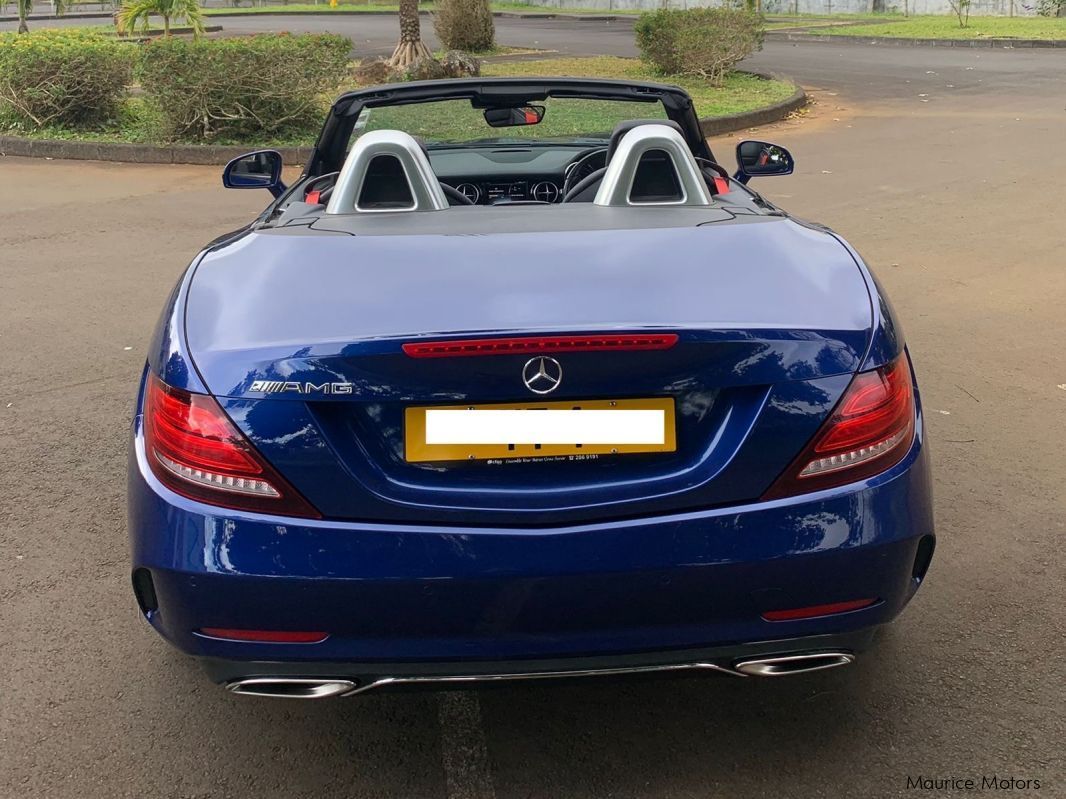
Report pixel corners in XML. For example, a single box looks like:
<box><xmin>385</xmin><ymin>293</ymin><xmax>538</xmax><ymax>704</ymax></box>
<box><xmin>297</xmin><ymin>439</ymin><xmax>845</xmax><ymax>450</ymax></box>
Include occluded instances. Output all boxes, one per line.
<box><xmin>404</xmin><ymin>397</ymin><xmax>677</xmax><ymax>463</ymax></box>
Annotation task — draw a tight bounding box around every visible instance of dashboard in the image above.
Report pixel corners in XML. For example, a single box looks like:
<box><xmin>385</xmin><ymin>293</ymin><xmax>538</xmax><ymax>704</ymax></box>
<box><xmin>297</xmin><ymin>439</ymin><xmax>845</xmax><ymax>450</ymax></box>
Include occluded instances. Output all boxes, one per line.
<box><xmin>427</xmin><ymin>144</ymin><xmax>604</xmax><ymax>205</ymax></box>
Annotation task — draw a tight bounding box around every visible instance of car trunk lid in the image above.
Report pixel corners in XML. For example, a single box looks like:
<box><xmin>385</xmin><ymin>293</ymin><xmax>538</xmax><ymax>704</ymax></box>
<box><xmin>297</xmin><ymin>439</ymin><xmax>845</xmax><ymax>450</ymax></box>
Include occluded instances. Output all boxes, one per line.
<box><xmin>187</xmin><ymin>218</ymin><xmax>872</xmax><ymax>524</ymax></box>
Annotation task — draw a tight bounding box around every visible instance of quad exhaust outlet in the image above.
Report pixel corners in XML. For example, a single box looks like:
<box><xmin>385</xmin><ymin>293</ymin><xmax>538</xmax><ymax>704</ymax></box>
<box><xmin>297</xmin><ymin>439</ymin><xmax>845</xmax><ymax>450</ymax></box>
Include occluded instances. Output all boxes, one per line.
<box><xmin>224</xmin><ymin>652</ymin><xmax>855</xmax><ymax>698</ymax></box>
<box><xmin>225</xmin><ymin>677</ymin><xmax>356</xmax><ymax>699</ymax></box>
<box><xmin>732</xmin><ymin>652</ymin><xmax>855</xmax><ymax>677</ymax></box>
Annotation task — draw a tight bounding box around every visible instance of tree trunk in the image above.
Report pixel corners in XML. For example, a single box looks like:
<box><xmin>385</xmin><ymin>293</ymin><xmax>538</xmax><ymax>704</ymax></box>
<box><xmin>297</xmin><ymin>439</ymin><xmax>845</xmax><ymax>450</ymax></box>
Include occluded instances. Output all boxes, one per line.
<box><xmin>389</xmin><ymin>0</ymin><xmax>431</xmax><ymax>68</ymax></box>
<box><xmin>18</xmin><ymin>0</ymin><xmax>29</xmax><ymax>32</ymax></box>
<box><xmin>164</xmin><ymin>13</ymin><xmax>170</xmax><ymax>35</ymax></box>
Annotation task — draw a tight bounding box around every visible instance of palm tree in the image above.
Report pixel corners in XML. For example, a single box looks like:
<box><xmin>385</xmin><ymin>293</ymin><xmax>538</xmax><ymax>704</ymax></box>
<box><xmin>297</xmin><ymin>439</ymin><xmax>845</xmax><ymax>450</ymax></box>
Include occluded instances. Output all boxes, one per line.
<box><xmin>117</xmin><ymin>0</ymin><xmax>204</xmax><ymax>37</ymax></box>
<box><xmin>388</xmin><ymin>0</ymin><xmax>431</xmax><ymax>68</ymax></box>
<box><xmin>16</xmin><ymin>0</ymin><xmax>71</xmax><ymax>34</ymax></box>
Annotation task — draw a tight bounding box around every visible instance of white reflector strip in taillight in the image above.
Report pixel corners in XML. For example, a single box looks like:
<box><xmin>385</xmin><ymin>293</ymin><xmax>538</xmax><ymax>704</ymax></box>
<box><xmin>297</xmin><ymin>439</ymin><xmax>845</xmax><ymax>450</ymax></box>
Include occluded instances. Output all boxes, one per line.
<box><xmin>155</xmin><ymin>452</ymin><xmax>281</xmax><ymax>497</ymax></box>
<box><xmin>796</xmin><ymin>427</ymin><xmax>910</xmax><ymax>478</ymax></box>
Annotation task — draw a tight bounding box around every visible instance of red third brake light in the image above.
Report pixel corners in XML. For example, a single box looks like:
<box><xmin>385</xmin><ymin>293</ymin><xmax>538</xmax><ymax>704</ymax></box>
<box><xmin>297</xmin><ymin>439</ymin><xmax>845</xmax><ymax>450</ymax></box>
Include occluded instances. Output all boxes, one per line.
<box><xmin>143</xmin><ymin>375</ymin><xmax>320</xmax><ymax>518</ymax></box>
<box><xmin>763</xmin><ymin>354</ymin><xmax>916</xmax><ymax>500</ymax></box>
<box><xmin>402</xmin><ymin>333</ymin><xmax>679</xmax><ymax>358</ymax></box>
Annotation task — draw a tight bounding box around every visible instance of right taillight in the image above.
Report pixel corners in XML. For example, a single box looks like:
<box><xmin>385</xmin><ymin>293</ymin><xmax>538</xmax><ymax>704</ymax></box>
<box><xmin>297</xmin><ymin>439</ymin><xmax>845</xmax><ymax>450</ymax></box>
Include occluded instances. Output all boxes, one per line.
<box><xmin>143</xmin><ymin>374</ymin><xmax>320</xmax><ymax>518</ymax></box>
<box><xmin>763</xmin><ymin>354</ymin><xmax>916</xmax><ymax>500</ymax></box>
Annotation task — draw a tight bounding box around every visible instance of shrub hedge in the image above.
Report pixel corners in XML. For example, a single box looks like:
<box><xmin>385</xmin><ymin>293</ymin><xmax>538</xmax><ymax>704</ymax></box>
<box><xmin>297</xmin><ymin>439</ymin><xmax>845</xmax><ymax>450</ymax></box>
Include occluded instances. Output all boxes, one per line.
<box><xmin>0</xmin><ymin>30</ymin><xmax>136</xmax><ymax>129</ymax></box>
<box><xmin>635</xmin><ymin>8</ymin><xmax>763</xmax><ymax>86</ymax></box>
<box><xmin>434</xmin><ymin>0</ymin><xmax>495</xmax><ymax>52</ymax></box>
<box><xmin>137</xmin><ymin>34</ymin><xmax>351</xmax><ymax>141</ymax></box>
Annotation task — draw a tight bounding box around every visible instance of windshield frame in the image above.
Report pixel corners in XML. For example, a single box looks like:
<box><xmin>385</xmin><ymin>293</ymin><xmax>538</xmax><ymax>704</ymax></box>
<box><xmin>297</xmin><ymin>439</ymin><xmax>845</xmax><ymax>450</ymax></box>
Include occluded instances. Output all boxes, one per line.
<box><xmin>305</xmin><ymin>78</ymin><xmax>714</xmax><ymax>177</ymax></box>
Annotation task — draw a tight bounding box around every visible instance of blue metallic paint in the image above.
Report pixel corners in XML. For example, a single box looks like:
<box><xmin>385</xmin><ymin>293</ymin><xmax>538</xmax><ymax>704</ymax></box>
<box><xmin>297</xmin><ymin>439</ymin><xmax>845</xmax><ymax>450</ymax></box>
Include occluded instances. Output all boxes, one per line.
<box><xmin>220</xmin><ymin>371</ymin><xmax>853</xmax><ymax>524</ymax></box>
<box><xmin>131</xmin><ymin>109</ymin><xmax>931</xmax><ymax>681</ymax></box>
<box><xmin>129</xmin><ymin>387</ymin><xmax>932</xmax><ymax>663</ymax></box>
<box><xmin>147</xmin><ymin>254</ymin><xmax>209</xmax><ymax>395</ymax></box>
<box><xmin>183</xmin><ymin>218</ymin><xmax>871</xmax><ymax>395</ymax></box>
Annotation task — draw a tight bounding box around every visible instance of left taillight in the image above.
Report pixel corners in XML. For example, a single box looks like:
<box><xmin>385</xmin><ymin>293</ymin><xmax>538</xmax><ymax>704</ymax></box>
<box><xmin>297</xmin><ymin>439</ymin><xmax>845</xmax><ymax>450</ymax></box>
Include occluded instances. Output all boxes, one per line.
<box><xmin>143</xmin><ymin>374</ymin><xmax>321</xmax><ymax>518</ymax></box>
<box><xmin>763</xmin><ymin>354</ymin><xmax>916</xmax><ymax>500</ymax></box>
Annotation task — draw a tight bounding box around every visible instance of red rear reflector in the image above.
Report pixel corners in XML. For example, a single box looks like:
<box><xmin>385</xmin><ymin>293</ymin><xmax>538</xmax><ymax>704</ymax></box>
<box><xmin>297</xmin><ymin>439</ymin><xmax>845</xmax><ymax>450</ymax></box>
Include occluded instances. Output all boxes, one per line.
<box><xmin>762</xmin><ymin>598</ymin><xmax>878</xmax><ymax>622</ymax></box>
<box><xmin>402</xmin><ymin>333</ymin><xmax>679</xmax><ymax>358</ymax></box>
<box><xmin>762</xmin><ymin>354</ymin><xmax>916</xmax><ymax>500</ymax></box>
<box><xmin>144</xmin><ymin>375</ymin><xmax>321</xmax><ymax>518</ymax></box>
<box><xmin>199</xmin><ymin>628</ymin><xmax>329</xmax><ymax>644</ymax></box>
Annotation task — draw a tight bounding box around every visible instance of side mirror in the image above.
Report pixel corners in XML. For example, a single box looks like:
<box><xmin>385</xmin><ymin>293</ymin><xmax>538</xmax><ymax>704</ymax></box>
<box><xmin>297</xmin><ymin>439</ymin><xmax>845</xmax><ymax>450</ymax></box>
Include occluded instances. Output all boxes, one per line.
<box><xmin>733</xmin><ymin>140</ymin><xmax>794</xmax><ymax>185</ymax></box>
<box><xmin>222</xmin><ymin>150</ymin><xmax>285</xmax><ymax>198</ymax></box>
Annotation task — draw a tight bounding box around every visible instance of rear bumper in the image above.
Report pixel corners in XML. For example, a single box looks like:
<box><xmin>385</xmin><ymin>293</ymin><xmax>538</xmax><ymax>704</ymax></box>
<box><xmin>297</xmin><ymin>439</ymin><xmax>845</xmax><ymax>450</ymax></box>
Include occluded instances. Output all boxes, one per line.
<box><xmin>128</xmin><ymin>416</ymin><xmax>934</xmax><ymax>679</ymax></box>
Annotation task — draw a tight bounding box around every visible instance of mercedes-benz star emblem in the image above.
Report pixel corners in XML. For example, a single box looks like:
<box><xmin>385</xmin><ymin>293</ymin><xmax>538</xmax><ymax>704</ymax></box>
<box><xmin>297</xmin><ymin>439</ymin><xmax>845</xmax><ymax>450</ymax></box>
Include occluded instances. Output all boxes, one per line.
<box><xmin>522</xmin><ymin>356</ymin><xmax>563</xmax><ymax>395</ymax></box>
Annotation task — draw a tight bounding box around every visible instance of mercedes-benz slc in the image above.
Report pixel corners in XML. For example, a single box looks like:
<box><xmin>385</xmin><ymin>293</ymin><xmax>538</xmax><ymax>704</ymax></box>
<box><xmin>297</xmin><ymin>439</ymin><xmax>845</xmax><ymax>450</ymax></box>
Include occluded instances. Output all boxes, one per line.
<box><xmin>127</xmin><ymin>78</ymin><xmax>935</xmax><ymax>698</ymax></box>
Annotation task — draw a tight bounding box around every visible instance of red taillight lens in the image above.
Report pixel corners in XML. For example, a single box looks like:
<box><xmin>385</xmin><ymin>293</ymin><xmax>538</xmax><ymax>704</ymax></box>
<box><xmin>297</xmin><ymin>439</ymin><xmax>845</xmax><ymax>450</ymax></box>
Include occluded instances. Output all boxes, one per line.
<box><xmin>143</xmin><ymin>375</ymin><xmax>320</xmax><ymax>518</ymax></box>
<box><xmin>763</xmin><ymin>355</ymin><xmax>916</xmax><ymax>500</ymax></box>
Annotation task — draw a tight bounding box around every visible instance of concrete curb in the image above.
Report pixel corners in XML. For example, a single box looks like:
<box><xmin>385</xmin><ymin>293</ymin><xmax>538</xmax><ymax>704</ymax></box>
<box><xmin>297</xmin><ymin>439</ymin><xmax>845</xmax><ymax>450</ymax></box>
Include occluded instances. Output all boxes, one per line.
<box><xmin>767</xmin><ymin>30</ymin><xmax>1066</xmax><ymax>49</ymax></box>
<box><xmin>0</xmin><ymin>137</ymin><xmax>314</xmax><ymax>165</ymax></box>
<box><xmin>0</xmin><ymin>75</ymin><xmax>804</xmax><ymax>164</ymax></box>
<box><xmin>699</xmin><ymin>77</ymin><xmax>807</xmax><ymax>138</ymax></box>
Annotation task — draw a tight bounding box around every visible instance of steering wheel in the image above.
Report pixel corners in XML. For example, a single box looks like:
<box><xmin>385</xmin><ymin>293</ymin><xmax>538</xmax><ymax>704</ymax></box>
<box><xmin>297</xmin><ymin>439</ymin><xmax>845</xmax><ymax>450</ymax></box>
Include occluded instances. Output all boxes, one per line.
<box><xmin>440</xmin><ymin>183</ymin><xmax>474</xmax><ymax>206</ymax></box>
<box><xmin>562</xmin><ymin>147</ymin><xmax>608</xmax><ymax>199</ymax></box>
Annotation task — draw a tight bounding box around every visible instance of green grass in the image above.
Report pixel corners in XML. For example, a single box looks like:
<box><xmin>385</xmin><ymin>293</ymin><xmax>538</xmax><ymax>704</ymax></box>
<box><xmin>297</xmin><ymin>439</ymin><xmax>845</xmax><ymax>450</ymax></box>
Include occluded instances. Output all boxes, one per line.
<box><xmin>433</xmin><ymin>44</ymin><xmax>544</xmax><ymax>57</ymax></box>
<box><xmin>350</xmin><ymin>59</ymin><xmax>794</xmax><ymax>143</ymax></box>
<box><xmin>0</xmin><ymin>98</ymin><xmax>158</xmax><ymax>144</ymax></box>
<box><xmin>483</xmin><ymin>57</ymin><xmax>795</xmax><ymax>118</ymax></box>
<box><xmin>823</xmin><ymin>15</ymin><xmax>1066</xmax><ymax>40</ymax></box>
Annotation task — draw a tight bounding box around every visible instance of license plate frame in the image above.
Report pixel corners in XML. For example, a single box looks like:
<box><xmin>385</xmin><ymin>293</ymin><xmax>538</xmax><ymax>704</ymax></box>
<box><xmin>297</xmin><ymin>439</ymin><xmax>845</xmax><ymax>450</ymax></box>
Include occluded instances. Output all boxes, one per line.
<box><xmin>404</xmin><ymin>397</ymin><xmax>677</xmax><ymax>463</ymax></box>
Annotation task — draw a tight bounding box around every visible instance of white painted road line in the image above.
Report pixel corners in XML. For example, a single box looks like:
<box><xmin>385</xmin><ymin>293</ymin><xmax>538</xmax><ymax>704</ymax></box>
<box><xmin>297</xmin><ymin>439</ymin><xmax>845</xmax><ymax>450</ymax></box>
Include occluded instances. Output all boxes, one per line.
<box><xmin>437</xmin><ymin>691</ymin><xmax>497</xmax><ymax>799</ymax></box>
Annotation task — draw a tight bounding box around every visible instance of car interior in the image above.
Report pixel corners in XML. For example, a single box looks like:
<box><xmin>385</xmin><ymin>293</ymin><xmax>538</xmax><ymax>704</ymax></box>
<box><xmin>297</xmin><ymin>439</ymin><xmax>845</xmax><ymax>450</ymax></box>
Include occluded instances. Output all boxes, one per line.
<box><xmin>283</xmin><ymin>118</ymin><xmax>733</xmax><ymax>218</ymax></box>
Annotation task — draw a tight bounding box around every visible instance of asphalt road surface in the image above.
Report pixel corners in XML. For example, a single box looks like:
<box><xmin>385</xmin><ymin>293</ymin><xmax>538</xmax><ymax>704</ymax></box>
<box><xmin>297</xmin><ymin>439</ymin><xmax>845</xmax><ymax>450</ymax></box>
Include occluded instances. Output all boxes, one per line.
<box><xmin>1</xmin><ymin>23</ymin><xmax>1064</xmax><ymax>799</ymax></box>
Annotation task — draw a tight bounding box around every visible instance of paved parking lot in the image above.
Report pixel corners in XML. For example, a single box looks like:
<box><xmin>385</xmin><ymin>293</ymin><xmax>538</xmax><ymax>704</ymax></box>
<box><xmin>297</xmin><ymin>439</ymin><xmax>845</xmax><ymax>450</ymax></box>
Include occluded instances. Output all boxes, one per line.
<box><xmin>1</xmin><ymin>31</ymin><xmax>1064</xmax><ymax>799</ymax></box>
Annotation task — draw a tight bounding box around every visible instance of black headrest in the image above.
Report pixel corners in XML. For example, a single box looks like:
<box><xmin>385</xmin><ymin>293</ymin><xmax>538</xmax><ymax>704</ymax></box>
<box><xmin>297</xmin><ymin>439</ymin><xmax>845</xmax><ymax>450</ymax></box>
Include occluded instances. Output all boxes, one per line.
<box><xmin>607</xmin><ymin>119</ymin><xmax>685</xmax><ymax>161</ymax></box>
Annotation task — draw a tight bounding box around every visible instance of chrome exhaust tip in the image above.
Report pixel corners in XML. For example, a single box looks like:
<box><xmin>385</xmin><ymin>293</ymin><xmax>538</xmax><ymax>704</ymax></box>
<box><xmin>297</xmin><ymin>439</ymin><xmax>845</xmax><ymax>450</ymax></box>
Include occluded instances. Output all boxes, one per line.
<box><xmin>226</xmin><ymin>677</ymin><xmax>356</xmax><ymax>699</ymax></box>
<box><xmin>733</xmin><ymin>652</ymin><xmax>855</xmax><ymax>677</ymax></box>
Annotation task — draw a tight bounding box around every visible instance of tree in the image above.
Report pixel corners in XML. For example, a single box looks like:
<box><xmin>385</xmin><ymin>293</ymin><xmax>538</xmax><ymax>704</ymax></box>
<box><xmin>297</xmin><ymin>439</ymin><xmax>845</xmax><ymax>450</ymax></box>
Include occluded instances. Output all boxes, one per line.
<box><xmin>947</xmin><ymin>0</ymin><xmax>971</xmax><ymax>27</ymax></box>
<box><xmin>389</xmin><ymin>0</ymin><xmax>431</xmax><ymax>68</ymax></box>
<box><xmin>15</xmin><ymin>0</ymin><xmax>71</xmax><ymax>34</ymax></box>
<box><xmin>117</xmin><ymin>0</ymin><xmax>205</xmax><ymax>37</ymax></box>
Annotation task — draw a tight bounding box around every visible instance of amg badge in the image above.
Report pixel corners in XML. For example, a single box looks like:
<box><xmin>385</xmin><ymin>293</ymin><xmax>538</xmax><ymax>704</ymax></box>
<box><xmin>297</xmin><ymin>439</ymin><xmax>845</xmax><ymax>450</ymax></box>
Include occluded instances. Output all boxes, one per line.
<box><xmin>249</xmin><ymin>380</ymin><xmax>354</xmax><ymax>395</ymax></box>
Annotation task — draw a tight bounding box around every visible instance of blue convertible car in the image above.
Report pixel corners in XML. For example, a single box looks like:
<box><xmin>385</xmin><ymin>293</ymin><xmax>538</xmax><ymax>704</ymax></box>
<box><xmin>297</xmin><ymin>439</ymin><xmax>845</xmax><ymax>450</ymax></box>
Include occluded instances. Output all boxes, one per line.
<box><xmin>128</xmin><ymin>78</ymin><xmax>934</xmax><ymax>698</ymax></box>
